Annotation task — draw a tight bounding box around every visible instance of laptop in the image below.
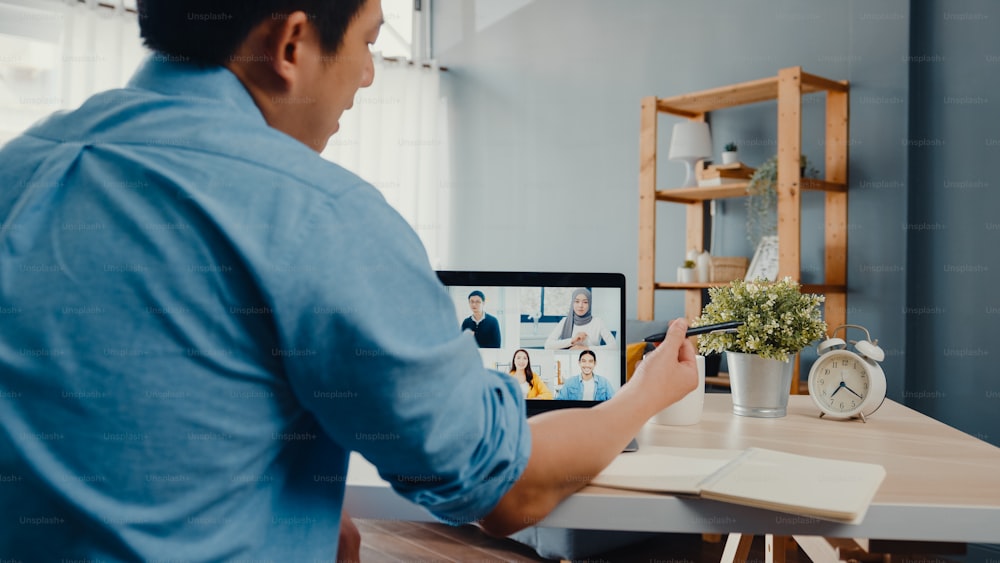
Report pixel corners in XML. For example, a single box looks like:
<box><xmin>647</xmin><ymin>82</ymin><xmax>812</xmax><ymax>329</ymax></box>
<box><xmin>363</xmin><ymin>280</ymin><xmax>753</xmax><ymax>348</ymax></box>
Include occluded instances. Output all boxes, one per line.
<box><xmin>436</xmin><ymin>270</ymin><xmax>638</xmax><ymax>451</ymax></box>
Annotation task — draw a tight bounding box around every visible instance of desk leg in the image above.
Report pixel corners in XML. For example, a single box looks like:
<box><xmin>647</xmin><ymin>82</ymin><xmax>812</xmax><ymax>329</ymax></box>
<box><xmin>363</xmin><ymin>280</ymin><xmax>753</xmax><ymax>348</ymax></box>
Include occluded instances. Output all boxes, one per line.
<box><xmin>792</xmin><ymin>536</ymin><xmax>844</xmax><ymax>562</ymax></box>
<box><xmin>721</xmin><ymin>533</ymin><xmax>753</xmax><ymax>563</ymax></box>
<box><xmin>765</xmin><ymin>534</ymin><xmax>787</xmax><ymax>563</ymax></box>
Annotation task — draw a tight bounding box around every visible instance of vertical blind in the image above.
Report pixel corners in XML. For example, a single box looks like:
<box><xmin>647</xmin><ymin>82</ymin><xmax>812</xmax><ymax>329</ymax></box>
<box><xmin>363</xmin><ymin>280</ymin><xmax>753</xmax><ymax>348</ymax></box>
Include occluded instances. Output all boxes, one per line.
<box><xmin>321</xmin><ymin>56</ymin><xmax>451</xmax><ymax>268</ymax></box>
<box><xmin>0</xmin><ymin>0</ymin><xmax>451</xmax><ymax>265</ymax></box>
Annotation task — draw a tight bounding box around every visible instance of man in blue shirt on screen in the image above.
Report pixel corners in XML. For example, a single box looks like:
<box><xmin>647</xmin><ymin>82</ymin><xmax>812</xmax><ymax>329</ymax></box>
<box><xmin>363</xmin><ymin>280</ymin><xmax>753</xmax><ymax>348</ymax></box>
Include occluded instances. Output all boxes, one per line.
<box><xmin>557</xmin><ymin>350</ymin><xmax>616</xmax><ymax>401</ymax></box>
<box><xmin>0</xmin><ymin>0</ymin><xmax>698</xmax><ymax>560</ymax></box>
<box><xmin>461</xmin><ymin>290</ymin><xmax>502</xmax><ymax>348</ymax></box>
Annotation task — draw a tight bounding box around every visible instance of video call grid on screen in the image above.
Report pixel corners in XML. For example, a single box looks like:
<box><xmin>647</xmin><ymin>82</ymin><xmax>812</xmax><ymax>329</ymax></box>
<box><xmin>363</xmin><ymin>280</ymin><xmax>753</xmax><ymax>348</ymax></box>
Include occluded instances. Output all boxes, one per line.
<box><xmin>437</xmin><ymin>271</ymin><xmax>626</xmax><ymax>413</ymax></box>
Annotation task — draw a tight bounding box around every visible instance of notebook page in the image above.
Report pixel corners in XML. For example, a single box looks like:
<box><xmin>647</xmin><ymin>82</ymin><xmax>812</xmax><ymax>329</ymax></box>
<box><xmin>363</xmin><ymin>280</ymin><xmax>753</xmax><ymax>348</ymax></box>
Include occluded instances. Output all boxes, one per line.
<box><xmin>590</xmin><ymin>446</ymin><xmax>744</xmax><ymax>494</ymax></box>
<box><xmin>698</xmin><ymin>447</ymin><xmax>887</xmax><ymax>524</ymax></box>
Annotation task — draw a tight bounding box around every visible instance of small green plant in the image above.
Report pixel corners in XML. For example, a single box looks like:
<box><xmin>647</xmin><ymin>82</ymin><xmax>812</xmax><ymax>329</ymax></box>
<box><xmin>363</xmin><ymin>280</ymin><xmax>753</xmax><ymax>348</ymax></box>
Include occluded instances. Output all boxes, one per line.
<box><xmin>694</xmin><ymin>278</ymin><xmax>827</xmax><ymax>361</ymax></box>
<box><xmin>682</xmin><ymin>259</ymin><xmax>696</xmax><ymax>269</ymax></box>
<box><xmin>745</xmin><ymin>154</ymin><xmax>821</xmax><ymax>246</ymax></box>
<box><xmin>724</xmin><ymin>142</ymin><xmax>738</xmax><ymax>152</ymax></box>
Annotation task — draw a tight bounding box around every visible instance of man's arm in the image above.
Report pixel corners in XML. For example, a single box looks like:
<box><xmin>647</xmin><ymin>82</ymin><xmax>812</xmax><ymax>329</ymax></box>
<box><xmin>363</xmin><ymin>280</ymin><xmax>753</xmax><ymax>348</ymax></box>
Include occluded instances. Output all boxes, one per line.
<box><xmin>544</xmin><ymin>318</ymin><xmax>572</xmax><ymax>349</ymax></box>
<box><xmin>336</xmin><ymin>510</ymin><xmax>361</xmax><ymax>563</ymax></box>
<box><xmin>486</xmin><ymin>315</ymin><xmax>501</xmax><ymax>347</ymax></box>
<box><xmin>479</xmin><ymin>318</ymin><xmax>698</xmax><ymax>536</ymax></box>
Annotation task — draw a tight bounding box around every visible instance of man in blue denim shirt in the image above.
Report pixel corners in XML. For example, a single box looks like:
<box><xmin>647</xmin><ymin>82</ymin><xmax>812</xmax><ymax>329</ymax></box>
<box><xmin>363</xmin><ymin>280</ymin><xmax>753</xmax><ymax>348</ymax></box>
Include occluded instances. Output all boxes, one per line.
<box><xmin>0</xmin><ymin>0</ymin><xmax>698</xmax><ymax>560</ymax></box>
<box><xmin>557</xmin><ymin>351</ymin><xmax>617</xmax><ymax>401</ymax></box>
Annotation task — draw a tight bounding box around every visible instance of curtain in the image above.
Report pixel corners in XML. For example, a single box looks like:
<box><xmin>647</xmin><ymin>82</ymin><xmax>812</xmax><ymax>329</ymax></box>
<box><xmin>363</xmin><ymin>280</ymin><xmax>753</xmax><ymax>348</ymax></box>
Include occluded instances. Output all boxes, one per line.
<box><xmin>321</xmin><ymin>56</ymin><xmax>452</xmax><ymax>268</ymax></box>
<box><xmin>0</xmin><ymin>0</ymin><xmax>145</xmax><ymax>145</ymax></box>
<box><xmin>0</xmin><ymin>2</ymin><xmax>451</xmax><ymax>265</ymax></box>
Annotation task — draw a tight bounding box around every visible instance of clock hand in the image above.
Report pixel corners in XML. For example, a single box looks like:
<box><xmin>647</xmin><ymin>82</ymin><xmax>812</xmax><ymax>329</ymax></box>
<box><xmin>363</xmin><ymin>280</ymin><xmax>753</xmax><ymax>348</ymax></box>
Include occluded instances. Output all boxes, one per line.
<box><xmin>830</xmin><ymin>383</ymin><xmax>845</xmax><ymax>398</ymax></box>
<box><xmin>844</xmin><ymin>385</ymin><xmax>864</xmax><ymax>400</ymax></box>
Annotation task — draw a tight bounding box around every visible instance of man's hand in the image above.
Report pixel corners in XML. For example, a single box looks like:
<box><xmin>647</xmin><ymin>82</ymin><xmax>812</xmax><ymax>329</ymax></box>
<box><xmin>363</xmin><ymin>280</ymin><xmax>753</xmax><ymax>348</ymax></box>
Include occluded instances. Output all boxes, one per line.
<box><xmin>480</xmin><ymin>318</ymin><xmax>698</xmax><ymax>537</ymax></box>
<box><xmin>628</xmin><ymin>318</ymin><xmax>699</xmax><ymax>408</ymax></box>
<box><xmin>337</xmin><ymin>510</ymin><xmax>361</xmax><ymax>563</ymax></box>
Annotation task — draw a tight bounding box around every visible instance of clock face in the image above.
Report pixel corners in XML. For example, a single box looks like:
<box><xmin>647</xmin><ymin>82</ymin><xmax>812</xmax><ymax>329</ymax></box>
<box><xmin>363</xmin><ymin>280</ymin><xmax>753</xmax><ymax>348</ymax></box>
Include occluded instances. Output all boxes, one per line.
<box><xmin>808</xmin><ymin>351</ymin><xmax>871</xmax><ymax>416</ymax></box>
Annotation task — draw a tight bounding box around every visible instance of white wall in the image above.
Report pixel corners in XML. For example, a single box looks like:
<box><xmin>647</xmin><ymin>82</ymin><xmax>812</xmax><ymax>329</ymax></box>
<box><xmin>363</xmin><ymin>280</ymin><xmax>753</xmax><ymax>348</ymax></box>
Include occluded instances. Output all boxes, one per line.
<box><xmin>432</xmin><ymin>0</ymin><xmax>911</xmax><ymax>400</ymax></box>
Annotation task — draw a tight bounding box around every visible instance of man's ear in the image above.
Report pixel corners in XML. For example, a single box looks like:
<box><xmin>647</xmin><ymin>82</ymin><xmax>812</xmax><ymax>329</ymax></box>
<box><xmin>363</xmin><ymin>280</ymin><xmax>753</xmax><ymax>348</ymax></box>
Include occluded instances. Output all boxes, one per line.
<box><xmin>267</xmin><ymin>11</ymin><xmax>314</xmax><ymax>85</ymax></box>
<box><xmin>233</xmin><ymin>10</ymin><xmax>315</xmax><ymax>91</ymax></box>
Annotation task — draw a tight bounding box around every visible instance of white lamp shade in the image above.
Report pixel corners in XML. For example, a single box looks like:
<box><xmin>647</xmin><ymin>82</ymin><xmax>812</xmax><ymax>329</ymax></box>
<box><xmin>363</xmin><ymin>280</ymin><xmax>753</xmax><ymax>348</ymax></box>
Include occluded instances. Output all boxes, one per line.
<box><xmin>668</xmin><ymin>121</ymin><xmax>712</xmax><ymax>161</ymax></box>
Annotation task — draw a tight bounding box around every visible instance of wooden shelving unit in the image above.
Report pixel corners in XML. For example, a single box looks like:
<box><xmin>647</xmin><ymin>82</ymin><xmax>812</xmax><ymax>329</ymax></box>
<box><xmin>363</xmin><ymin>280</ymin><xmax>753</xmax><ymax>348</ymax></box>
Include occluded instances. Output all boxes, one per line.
<box><xmin>638</xmin><ymin>67</ymin><xmax>849</xmax><ymax>392</ymax></box>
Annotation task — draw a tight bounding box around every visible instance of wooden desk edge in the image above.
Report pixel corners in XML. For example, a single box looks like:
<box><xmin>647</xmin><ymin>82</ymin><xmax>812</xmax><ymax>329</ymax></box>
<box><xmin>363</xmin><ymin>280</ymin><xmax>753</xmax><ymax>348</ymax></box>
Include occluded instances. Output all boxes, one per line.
<box><xmin>345</xmin><ymin>397</ymin><xmax>1000</xmax><ymax>544</ymax></box>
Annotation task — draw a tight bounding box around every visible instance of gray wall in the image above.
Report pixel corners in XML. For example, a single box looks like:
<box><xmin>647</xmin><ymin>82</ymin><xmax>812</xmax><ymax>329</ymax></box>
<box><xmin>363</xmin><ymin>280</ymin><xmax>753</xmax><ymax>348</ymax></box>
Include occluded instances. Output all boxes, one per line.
<box><xmin>432</xmin><ymin>2</ymin><xmax>998</xmax><ymax>555</ymax></box>
<box><xmin>906</xmin><ymin>0</ymin><xmax>1000</xmax><ymax>447</ymax></box>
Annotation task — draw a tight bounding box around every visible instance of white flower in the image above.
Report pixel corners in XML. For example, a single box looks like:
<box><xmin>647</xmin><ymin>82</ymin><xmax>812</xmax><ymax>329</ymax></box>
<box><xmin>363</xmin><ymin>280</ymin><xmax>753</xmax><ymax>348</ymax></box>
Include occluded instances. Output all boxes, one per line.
<box><xmin>695</xmin><ymin>278</ymin><xmax>827</xmax><ymax>361</ymax></box>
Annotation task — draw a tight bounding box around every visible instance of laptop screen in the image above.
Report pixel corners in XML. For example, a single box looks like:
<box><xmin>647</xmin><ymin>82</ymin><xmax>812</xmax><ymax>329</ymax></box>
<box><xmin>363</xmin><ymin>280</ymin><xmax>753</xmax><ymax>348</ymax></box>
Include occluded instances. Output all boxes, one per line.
<box><xmin>436</xmin><ymin>271</ymin><xmax>627</xmax><ymax>415</ymax></box>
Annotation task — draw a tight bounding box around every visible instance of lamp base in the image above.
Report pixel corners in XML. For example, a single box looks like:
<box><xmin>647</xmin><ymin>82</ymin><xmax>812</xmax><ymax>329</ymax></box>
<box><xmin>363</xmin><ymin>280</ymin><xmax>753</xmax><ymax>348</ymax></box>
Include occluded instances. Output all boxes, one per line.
<box><xmin>680</xmin><ymin>159</ymin><xmax>700</xmax><ymax>188</ymax></box>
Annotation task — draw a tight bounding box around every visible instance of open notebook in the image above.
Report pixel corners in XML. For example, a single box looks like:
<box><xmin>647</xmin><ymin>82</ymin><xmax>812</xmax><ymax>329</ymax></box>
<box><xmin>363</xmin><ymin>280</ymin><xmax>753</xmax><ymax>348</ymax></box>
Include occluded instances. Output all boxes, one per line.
<box><xmin>590</xmin><ymin>446</ymin><xmax>886</xmax><ymax>524</ymax></box>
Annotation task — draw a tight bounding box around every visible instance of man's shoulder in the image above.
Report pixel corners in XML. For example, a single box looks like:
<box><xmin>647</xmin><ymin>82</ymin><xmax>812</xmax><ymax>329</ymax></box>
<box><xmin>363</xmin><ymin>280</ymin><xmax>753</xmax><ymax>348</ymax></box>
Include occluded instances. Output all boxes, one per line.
<box><xmin>25</xmin><ymin>85</ymin><xmax>370</xmax><ymax>199</ymax></box>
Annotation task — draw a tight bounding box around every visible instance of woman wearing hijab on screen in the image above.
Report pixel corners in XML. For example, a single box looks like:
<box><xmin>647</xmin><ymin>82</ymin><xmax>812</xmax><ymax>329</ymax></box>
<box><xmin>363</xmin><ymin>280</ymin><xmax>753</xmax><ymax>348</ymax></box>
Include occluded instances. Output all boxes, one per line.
<box><xmin>544</xmin><ymin>288</ymin><xmax>618</xmax><ymax>350</ymax></box>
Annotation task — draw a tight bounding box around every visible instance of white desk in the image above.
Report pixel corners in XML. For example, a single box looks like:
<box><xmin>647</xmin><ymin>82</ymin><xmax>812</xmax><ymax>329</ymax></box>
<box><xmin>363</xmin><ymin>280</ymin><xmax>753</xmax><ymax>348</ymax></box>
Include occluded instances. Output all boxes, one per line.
<box><xmin>344</xmin><ymin>395</ymin><xmax>1000</xmax><ymax>544</ymax></box>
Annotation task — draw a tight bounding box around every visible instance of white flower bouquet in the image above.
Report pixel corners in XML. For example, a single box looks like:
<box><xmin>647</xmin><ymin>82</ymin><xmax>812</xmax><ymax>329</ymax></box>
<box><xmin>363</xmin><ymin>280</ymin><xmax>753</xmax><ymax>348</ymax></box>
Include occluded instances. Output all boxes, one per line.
<box><xmin>695</xmin><ymin>277</ymin><xmax>827</xmax><ymax>361</ymax></box>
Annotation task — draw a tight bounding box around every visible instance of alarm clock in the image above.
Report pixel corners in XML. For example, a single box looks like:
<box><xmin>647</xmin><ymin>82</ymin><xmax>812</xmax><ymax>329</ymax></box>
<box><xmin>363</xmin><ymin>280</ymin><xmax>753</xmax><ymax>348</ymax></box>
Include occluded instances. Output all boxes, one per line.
<box><xmin>807</xmin><ymin>324</ymin><xmax>887</xmax><ymax>422</ymax></box>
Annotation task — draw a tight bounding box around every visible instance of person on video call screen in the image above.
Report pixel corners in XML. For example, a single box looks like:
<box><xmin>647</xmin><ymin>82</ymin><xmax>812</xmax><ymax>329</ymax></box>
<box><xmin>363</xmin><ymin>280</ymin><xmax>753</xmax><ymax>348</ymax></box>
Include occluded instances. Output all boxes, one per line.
<box><xmin>556</xmin><ymin>350</ymin><xmax>615</xmax><ymax>401</ymax></box>
<box><xmin>545</xmin><ymin>288</ymin><xmax>617</xmax><ymax>350</ymax></box>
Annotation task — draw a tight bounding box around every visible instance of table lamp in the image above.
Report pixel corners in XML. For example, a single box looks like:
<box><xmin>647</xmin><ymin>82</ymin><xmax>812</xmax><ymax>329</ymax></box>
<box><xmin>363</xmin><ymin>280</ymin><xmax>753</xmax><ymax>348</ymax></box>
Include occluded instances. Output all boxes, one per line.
<box><xmin>668</xmin><ymin>121</ymin><xmax>712</xmax><ymax>187</ymax></box>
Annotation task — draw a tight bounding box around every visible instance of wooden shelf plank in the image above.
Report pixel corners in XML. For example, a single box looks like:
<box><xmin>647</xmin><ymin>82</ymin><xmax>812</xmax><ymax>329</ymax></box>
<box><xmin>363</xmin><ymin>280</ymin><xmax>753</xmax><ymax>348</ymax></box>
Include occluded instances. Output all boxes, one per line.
<box><xmin>802</xmin><ymin>178</ymin><xmax>847</xmax><ymax>193</ymax></box>
<box><xmin>801</xmin><ymin>71</ymin><xmax>849</xmax><ymax>93</ymax></box>
<box><xmin>706</xmin><ymin>375</ymin><xmax>810</xmax><ymax>393</ymax></box>
<box><xmin>655</xmin><ymin>179</ymin><xmax>845</xmax><ymax>203</ymax></box>
<box><xmin>655</xmin><ymin>69</ymin><xmax>846</xmax><ymax>116</ymax></box>
<box><xmin>654</xmin><ymin>282</ymin><xmax>732</xmax><ymax>290</ymax></box>
<box><xmin>656</xmin><ymin>184</ymin><xmax>749</xmax><ymax>202</ymax></box>
<box><xmin>801</xmin><ymin>283</ymin><xmax>847</xmax><ymax>294</ymax></box>
<box><xmin>653</xmin><ymin>282</ymin><xmax>846</xmax><ymax>293</ymax></box>
<box><xmin>657</xmin><ymin>76</ymin><xmax>779</xmax><ymax>115</ymax></box>
<box><xmin>705</xmin><ymin>373</ymin><xmax>730</xmax><ymax>387</ymax></box>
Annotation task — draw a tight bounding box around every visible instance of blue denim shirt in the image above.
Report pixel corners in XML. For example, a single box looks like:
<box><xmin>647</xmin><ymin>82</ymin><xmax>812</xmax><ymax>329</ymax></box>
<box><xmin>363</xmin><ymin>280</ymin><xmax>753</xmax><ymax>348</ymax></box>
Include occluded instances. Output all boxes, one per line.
<box><xmin>0</xmin><ymin>56</ymin><xmax>530</xmax><ymax>561</ymax></box>
<box><xmin>556</xmin><ymin>374</ymin><xmax>616</xmax><ymax>401</ymax></box>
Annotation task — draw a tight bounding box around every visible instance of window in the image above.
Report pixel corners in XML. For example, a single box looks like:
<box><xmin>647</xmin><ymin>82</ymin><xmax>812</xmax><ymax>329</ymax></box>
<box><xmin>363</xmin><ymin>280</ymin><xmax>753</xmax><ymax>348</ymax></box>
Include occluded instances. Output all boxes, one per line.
<box><xmin>0</xmin><ymin>1</ymin><xmax>145</xmax><ymax>146</ymax></box>
<box><xmin>372</xmin><ymin>0</ymin><xmax>414</xmax><ymax>60</ymax></box>
<box><xmin>519</xmin><ymin>287</ymin><xmax>578</xmax><ymax>322</ymax></box>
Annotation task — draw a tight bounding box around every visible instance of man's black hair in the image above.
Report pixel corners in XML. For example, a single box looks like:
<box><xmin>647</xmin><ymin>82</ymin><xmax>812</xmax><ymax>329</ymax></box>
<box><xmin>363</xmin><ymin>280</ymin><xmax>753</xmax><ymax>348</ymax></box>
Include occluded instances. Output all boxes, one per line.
<box><xmin>579</xmin><ymin>350</ymin><xmax>597</xmax><ymax>361</ymax></box>
<box><xmin>137</xmin><ymin>0</ymin><xmax>368</xmax><ymax>66</ymax></box>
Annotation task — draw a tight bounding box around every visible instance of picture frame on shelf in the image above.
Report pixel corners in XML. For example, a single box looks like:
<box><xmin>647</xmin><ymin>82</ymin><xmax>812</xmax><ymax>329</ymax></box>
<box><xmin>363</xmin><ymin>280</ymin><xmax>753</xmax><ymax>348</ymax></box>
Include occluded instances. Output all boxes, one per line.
<box><xmin>745</xmin><ymin>235</ymin><xmax>779</xmax><ymax>282</ymax></box>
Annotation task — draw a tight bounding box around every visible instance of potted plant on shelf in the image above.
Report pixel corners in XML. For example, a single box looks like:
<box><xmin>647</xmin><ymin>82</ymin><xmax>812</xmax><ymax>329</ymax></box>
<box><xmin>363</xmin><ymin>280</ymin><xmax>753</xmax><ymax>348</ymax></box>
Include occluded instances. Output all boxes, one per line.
<box><xmin>677</xmin><ymin>259</ymin><xmax>697</xmax><ymax>283</ymax></box>
<box><xmin>721</xmin><ymin>142</ymin><xmax>739</xmax><ymax>165</ymax></box>
<box><xmin>693</xmin><ymin>277</ymin><xmax>827</xmax><ymax>418</ymax></box>
<box><xmin>745</xmin><ymin>154</ymin><xmax>821</xmax><ymax>247</ymax></box>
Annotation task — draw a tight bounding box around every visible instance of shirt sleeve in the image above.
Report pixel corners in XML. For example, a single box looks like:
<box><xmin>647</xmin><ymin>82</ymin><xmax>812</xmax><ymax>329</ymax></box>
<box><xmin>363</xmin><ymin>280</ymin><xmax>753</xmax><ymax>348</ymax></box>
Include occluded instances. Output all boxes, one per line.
<box><xmin>269</xmin><ymin>184</ymin><xmax>531</xmax><ymax>524</ymax></box>
<box><xmin>545</xmin><ymin>318</ymin><xmax>573</xmax><ymax>349</ymax></box>
<box><xmin>567</xmin><ymin>318</ymin><xmax>617</xmax><ymax>349</ymax></box>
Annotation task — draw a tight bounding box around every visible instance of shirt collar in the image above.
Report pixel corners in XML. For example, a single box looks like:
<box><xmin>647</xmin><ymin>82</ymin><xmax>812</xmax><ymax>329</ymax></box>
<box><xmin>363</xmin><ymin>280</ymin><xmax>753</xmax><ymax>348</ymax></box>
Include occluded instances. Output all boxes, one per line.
<box><xmin>127</xmin><ymin>54</ymin><xmax>266</xmax><ymax>126</ymax></box>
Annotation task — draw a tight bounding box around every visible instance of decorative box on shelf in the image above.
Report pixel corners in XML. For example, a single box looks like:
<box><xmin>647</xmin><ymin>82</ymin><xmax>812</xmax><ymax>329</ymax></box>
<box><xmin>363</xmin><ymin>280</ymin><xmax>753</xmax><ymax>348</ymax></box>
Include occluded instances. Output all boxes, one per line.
<box><xmin>697</xmin><ymin>162</ymin><xmax>756</xmax><ymax>187</ymax></box>
<box><xmin>710</xmin><ymin>256</ymin><xmax>750</xmax><ymax>283</ymax></box>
